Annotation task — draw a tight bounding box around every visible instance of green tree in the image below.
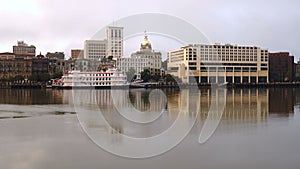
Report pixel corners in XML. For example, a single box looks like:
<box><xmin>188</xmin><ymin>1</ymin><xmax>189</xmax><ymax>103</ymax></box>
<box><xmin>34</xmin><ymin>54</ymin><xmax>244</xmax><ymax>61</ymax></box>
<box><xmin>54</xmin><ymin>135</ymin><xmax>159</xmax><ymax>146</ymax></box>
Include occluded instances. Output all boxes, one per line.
<box><xmin>29</xmin><ymin>74</ymin><xmax>39</xmax><ymax>82</ymax></box>
<box><xmin>52</xmin><ymin>68</ymin><xmax>63</xmax><ymax>79</ymax></box>
<box><xmin>14</xmin><ymin>75</ymin><xmax>25</xmax><ymax>81</ymax></box>
<box><xmin>126</xmin><ymin>68</ymin><xmax>136</xmax><ymax>82</ymax></box>
<box><xmin>152</xmin><ymin>74</ymin><xmax>161</xmax><ymax>82</ymax></box>
<box><xmin>165</xmin><ymin>74</ymin><xmax>175</xmax><ymax>83</ymax></box>
<box><xmin>39</xmin><ymin>74</ymin><xmax>50</xmax><ymax>82</ymax></box>
<box><xmin>141</xmin><ymin>68</ymin><xmax>151</xmax><ymax>82</ymax></box>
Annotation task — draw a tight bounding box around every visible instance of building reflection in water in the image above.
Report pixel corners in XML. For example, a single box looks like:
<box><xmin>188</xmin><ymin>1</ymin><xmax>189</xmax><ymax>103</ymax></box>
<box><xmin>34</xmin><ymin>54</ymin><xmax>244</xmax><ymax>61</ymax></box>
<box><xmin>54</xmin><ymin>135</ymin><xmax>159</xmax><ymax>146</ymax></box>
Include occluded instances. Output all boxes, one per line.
<box><xmin>67</xmin><ymin>87</ymin><xmax>298</xmax><ymax>141</ymax></box>
<box><xmin>269</xmin><ymin>88</ymin><xmax>295</xmax><ymax>117</ymax></box>
<box><xmin>0</xmin><ymin>89</ymin><xmax>65</xmax><ymax>105</ymax></box>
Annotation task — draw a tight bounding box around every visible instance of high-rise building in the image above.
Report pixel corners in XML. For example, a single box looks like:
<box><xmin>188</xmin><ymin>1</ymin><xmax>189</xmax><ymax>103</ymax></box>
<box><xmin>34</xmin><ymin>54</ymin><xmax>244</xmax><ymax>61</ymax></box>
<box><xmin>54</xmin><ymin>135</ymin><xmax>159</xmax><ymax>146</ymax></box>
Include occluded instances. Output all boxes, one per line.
<box><xmin>168</xmin><ymin>44</ymin><xmax>269</xmax><ymax>84</ymax></box>
<box><xmin>269</xmin><ymin>52</ymin><xmax>294</xmax><ymax>82</ymax></box>
<box><xmin>13</xmin><ymin>41</ymin><xmax>36</xmax><ymax>58</ymax></box>
<box><xmin>84</xmin><ymin>40</ymin><xmax>107</xmax><ymax>60</ymax></box>
<box><xmin>117</xmin><ymin>32</ymin><xmax>162</xmax><ymax>76</ymax></box>
<box><xmin>106</xmin><ymin>26</ymin><xmax>123</xmax><ymax>59</ymax></box>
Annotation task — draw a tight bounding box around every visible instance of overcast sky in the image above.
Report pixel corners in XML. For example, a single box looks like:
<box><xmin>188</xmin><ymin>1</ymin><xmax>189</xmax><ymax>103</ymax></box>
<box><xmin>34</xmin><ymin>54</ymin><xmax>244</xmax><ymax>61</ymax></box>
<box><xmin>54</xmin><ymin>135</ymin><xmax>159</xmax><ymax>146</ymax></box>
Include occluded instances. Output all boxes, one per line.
<box><xmin>0</xmin><ymin>0</ymin><xmax>300</xmax><ymax>61</ymax></box>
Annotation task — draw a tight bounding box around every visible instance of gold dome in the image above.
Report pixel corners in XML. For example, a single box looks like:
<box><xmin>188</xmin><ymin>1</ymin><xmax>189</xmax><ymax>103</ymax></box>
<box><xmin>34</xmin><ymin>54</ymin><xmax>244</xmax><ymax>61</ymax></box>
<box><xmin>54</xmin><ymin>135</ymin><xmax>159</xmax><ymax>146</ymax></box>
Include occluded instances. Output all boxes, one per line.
<box><xmin>141</xmin><ymin>39</ymin><xmax>151</xmax><ymax>46</ymax></box>
<box><xmin>140</xmin><ymin>31</ymin><xmax>152</xmax><ymax>50</ymax></box>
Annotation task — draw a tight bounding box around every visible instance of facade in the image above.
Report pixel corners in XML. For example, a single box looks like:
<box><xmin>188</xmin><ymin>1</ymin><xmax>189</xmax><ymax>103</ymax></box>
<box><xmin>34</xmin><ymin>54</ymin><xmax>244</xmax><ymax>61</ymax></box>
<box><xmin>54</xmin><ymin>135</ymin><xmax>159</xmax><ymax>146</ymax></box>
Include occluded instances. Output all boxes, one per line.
<box><xmin>269</xmin><ymin>52</ymin><xmax>294</xmax><ymax>82</ymax></box>
<box><xmin>74</xmin><ymin>58</ymin><xmax>101</xmax><ymax>72</ymax></box>
<box><xmin>0</xmin><ymin>52</ymin><xmax>15</xmax><ymax>60</ymax></box>
<box><xmin>84</xmin><ymin>40</ymin><xmax>107</xmax><ymax>60</ymax></box>
<box><xmin>106</xmin><ymin>26</ymin><xmax>123</xmax><ymax>59</ymax></box>
<box><xmin>49</xmin><ymin>58</ymin><xmax>75</xmax><ymax>76</ymax></box>
<box><xmin>13</xmin><ymin>41</ymin><xmax>36</xmax><ymax>58</ymax></box>
<box><xmin>117</xmin><ymin>33</ymin><xmax>162</xmax><ymax>75</ymax></box>
<box><xmin>71</xmin><ymin>49</ymin><xmax>84</xmax><ymax>59</ymax></box>
<box><xmin>0</xmin><ymin>57</ymin><xmax>32</xmax><ymax>80</ymax></box>
<box><xmin>32</xmin><ymin>54</ymin><xmax>49</xmax><ymax>75</ymax></box>
<box><xmin>168</xmin><ymin>44</ymin><xmax>269</xmax><ymax>84</ymax></box>
<box><xmin>295</xmin><ymin>59</ymin><xmax>300</xmax><ymax>81</ymax></box>
<box><xmin>46</xmin><ymin>52</ymin><xmax>65</xmax><ymax>60</ymax></box>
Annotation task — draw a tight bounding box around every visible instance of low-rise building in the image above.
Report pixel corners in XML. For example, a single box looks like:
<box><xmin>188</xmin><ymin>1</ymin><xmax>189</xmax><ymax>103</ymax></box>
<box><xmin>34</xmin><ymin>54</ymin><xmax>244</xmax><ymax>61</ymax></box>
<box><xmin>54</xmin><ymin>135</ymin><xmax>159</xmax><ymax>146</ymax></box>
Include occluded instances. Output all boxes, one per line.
<box><xmin>117</xmin><ymin>33</ymin><xmax>162</xmax><ymax>76</ymax></box>
<box><xmin>0</xmin><ymin>56</ymin><xmax>32</xmax><ymax>80</ymax></box>
<box><xmin>46</xmin><ymin>52</ymin><xmax>65</xmax><ymax>60</ymax></box>
<box><xmin>168</xmin><ymin>44</ymin><xmax>269</xmax><ymax>84</ymax></box>
<box><xmin>32</xmin><ymin>54</ymin><xmax>49</xmax><ymax>75</ymax></box>
<box><xmin>71</xmin><ymin>49</ymin><xmax>84</xmax><ymax>59</ymax></box>
<box><xmin>295</xmin><ymin>59</ymin><xmax>300</xmax><ymax>81</ymax></box>
<box><xmin>269</xmin><ymin>52</ymin><xmax>294</xmax><ymax>82</ymax></box>
<box><xmin>13</xmin><ymin>41</ymin><xmax>36</xmax><ymax>58</ymax></box>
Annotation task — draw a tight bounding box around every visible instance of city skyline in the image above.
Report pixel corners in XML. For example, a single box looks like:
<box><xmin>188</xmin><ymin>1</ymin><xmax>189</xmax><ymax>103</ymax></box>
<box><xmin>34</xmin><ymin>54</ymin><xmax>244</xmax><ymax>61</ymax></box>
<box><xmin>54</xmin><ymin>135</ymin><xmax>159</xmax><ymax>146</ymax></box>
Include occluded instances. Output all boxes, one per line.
<box><xmin>0</xmin><ymin>0</ymin><xmax>300</xmax><ymax>61</ymax></box>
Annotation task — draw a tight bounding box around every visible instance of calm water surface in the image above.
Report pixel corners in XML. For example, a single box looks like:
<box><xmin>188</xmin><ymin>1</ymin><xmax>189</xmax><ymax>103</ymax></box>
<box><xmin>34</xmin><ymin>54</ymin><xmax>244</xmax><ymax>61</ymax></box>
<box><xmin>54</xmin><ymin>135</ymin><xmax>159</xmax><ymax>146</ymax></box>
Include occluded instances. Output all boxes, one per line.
<box><xmin>0</xmin><ymin>88</ymin><xmax>300</xmax><ymax>169</ymax></box>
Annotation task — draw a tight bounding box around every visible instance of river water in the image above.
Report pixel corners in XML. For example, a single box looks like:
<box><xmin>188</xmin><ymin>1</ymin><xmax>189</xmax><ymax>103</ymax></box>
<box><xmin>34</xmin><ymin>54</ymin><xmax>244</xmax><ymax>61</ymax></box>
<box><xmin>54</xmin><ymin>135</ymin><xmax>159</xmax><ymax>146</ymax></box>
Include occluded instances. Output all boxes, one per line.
<box><xmin>0</xmin><ymin>88</ymin><xmax>300</xmax><ymax>169</ymax></box>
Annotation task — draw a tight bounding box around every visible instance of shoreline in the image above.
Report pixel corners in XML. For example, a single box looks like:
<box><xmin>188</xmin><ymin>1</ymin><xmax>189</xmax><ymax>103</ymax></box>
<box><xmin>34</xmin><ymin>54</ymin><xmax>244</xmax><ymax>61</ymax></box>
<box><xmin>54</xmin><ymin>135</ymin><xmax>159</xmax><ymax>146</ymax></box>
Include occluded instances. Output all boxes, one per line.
<box><xmin>2</xmin><ymin>82</ymin><xmax>300</xmax><ymax>89</ymax></box>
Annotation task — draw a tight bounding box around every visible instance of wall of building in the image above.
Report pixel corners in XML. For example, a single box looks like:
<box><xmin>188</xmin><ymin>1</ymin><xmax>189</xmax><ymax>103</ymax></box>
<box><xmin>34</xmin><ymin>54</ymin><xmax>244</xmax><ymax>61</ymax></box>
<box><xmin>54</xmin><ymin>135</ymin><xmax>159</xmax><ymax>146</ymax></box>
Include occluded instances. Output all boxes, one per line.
<box><xmin>168</xmin><ymin>44</ymin><xmax>269</xmax><ymax>84</ymax></box>
<box><xmin>269</xmin><ymin>52</ymin><xmax>294</xmax><ymax>82</ymax></box>
<box><xmin>0</xmin><ymin>58</ymin><xmax>32</xmax><ymax>79</ymax></box>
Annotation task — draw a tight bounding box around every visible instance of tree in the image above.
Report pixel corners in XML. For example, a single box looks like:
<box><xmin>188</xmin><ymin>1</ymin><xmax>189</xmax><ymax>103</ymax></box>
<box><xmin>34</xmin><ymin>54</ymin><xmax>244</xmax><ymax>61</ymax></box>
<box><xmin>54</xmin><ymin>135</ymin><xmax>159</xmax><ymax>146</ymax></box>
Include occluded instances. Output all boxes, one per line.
<box><xmin>152</xmin><ymin>74</ymin><xmax>161</xmax><ymax>82</ymax></box>
<box><xmin>39</xmin><ymin>74</ymin><xmax>50</xmax><ymax>82</ymax></box>
<box><xmin>165</xmin><ymin>74</ymin><xmax>175</xmax><ymax>83</ymax></box>
<box><xmin>29</xmin><ymin>74</ymin><xmax>39</xmax><ymax>82</ymax></box>
<box><xmin>126</xmin><ymin>68</ymin><xmax>136</xmax><ymax>82</ymax></box>
<box><xmin>29</xmin><ymin>74</ymin><xmax>50</xmax><ymax>82</ymax></box>
<box><xmin>141</xmin><ymin>68</ymin><xmax>151</xmax><ymax>82</ymax></box>
<box><xmin>52</xmin><ymin>68</ymin><xmax>63</xmax><ymax>79</ymax></box>
<box><xmin>14</xmin><ymin>75</ymin><xmax>25</xmax><ymax>81</ymax></box>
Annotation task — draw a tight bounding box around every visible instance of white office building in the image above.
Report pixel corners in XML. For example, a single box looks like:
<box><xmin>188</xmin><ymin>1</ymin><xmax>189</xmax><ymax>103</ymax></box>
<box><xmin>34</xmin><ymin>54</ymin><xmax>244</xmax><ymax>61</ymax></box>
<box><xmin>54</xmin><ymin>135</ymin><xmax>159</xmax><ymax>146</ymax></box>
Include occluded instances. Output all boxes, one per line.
<box><xmin>106</xmin><ymin>26</ymin><xmax>123</xmax><ymax>59</ymax></box>
<box><xmin>117</xmin><ymin>33</ymin><xmax>162</xmax><ymax>75</ymax></box>
<box><xmin>168</xmin><ymin>44</ymin><xmax>269</xmax><ymax>84</ymax></box>
<box><xmin>84</xmin><ymin>40</ymin><xmax>107</xmax><ymax>60</ymax></box>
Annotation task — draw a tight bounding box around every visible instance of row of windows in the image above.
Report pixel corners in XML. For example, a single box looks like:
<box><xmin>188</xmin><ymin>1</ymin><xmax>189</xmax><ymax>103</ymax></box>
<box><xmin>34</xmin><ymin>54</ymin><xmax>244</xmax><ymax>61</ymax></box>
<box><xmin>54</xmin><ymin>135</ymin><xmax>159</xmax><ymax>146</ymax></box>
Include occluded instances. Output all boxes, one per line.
<box><xmin>187</xmin><ymin>66</ymin><xmax>267</xmax><ymax>72</ymax></box>
<box><xmin>198</xmin><ymin>45</ymin><xmax>261</xmax><ymax>50</ymax></box>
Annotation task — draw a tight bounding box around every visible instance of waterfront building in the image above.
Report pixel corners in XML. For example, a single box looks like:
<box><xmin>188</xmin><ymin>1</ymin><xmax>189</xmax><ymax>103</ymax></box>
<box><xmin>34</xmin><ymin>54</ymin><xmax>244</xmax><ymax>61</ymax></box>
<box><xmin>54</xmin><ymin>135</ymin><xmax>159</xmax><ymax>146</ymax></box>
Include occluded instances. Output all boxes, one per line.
<box><xmin>49</xmin><ymin>58</ymin><xmax>75</xmax><ymax>76</ymax></box>
<box><xmin>84</xmin><ymin>40</ymin><xmax>107</xmax><ymax>60</ymax></box>
<box><xmin>106</xmin><ymin>26</ymin><xmax>124</xmax><ymax>59</ymax></box>
<box><xmin>32</xmin><ymin>54</ymin><xmax>49</xmax><ymax>75</ymax></box>
<box><xmin>295</xmin><ymin>59</ymin><xmax>300</xmax><ymax>81</ymax></box>
<box><xmin>13</xmin><ymin>41</ymin><xmax>36</xmax><ymax>58</ymax></box>
<box><xmin>117</xmin><ymin>32</ymin><xmax>162</xmax><ymax>76</ymax></box>
<box><xmin>71</xmin><ymin>49</ymin><xmax>84</xmax><ymax>59</ymax></box>
<box><xmin>0</xmin><ymin>52</ymin><xmax>15</xmax><ymax>60</ymax></box>
<box><xmin>168</xmin><ymin>44</ymin><xmax>269</xmax><ymax>84</ymax></box>
<box><xmin>46</xmin><ymin>52</ymin><xmax>65</xmax><ymax>60</ymax></box>
<box><xmin>0</xmin><ymin>56</ymin><xmax>32</xmax><ymax>80</ymax></box>
<box><xmin>269</xmin><ymin>52</ymin><xmax>294</xmax><ymax>82</ymax></box>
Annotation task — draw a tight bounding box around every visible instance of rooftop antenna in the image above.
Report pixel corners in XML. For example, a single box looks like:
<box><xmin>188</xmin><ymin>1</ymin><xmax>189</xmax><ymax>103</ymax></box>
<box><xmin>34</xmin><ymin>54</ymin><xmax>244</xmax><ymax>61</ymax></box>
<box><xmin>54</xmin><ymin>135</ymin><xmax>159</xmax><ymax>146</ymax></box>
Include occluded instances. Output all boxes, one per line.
<box><xmin>144</xmin><ymin>30</ymin><xmax>148</xmax><ymax>40</ymax></box>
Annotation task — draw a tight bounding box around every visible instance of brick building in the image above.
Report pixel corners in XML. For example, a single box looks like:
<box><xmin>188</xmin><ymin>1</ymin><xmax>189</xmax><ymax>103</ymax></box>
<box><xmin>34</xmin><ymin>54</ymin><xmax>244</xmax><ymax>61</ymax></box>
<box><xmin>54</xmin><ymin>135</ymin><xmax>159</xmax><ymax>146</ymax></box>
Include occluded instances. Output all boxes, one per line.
<box><xmin>0</xmin><ymin>53</ymin><xmax>32</xmax><ymax>80</ymax></box>
<box><xmin>269</xmin><ymin>52</ymin><xmax>294</xmax><ymax>82</ymax></box>
<box><xmin>295</xmin><ymin>59</ymin><xmax>300</xmax><ymax>81</ymax></box>
<box><xmin>71</xmin><ymin>49</ymin><xmax>84</xmax><ymax>59</ymax></box>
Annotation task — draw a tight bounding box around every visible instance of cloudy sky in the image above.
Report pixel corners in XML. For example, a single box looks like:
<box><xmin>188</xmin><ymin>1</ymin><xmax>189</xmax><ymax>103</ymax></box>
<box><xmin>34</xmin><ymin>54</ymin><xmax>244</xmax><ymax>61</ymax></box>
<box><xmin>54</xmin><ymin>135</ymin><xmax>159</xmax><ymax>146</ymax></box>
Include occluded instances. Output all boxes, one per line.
<box><xmin>0</xmin><ymin>0</ymin><xmax>300</xmax><ymax>61</ymax></box>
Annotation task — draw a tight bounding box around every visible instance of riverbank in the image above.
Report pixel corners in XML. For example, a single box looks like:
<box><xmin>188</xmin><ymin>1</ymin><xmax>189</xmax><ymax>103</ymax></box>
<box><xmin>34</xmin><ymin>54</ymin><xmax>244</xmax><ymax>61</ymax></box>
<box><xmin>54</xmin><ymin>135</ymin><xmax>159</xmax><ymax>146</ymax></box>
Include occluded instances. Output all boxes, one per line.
<box><xmin>2</xmin><ymin>82</ymin><xmax>300</xmax><ymax>89</ymax></box>
<box><xmin>0</xmin><ymin>82</ymin><xmax>47</xmax><ymax>89</ymax></box>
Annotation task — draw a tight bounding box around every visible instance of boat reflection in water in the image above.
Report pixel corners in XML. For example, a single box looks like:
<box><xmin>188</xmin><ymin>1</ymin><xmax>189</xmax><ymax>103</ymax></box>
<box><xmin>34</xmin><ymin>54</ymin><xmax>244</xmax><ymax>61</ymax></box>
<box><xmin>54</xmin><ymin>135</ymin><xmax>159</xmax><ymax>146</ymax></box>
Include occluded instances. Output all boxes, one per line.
<box><xmin>1</xmin><ymin>87</ymin><xmax>299</xmax><ymax>168</ymax></box>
